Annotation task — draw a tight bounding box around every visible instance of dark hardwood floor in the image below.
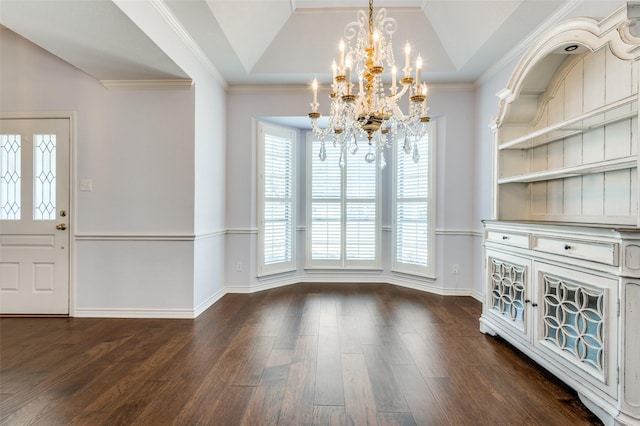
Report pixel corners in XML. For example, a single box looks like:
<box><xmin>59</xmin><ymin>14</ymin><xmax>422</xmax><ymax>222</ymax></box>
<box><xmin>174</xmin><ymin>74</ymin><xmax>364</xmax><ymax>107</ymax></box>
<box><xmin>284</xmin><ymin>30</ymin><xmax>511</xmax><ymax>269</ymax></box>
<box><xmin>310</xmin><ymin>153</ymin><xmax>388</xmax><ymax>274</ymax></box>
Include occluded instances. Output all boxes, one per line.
<box><xmin>1</xmin><ymin>283</ymin><xmax>601</xmax><ymax>425</ymax></box>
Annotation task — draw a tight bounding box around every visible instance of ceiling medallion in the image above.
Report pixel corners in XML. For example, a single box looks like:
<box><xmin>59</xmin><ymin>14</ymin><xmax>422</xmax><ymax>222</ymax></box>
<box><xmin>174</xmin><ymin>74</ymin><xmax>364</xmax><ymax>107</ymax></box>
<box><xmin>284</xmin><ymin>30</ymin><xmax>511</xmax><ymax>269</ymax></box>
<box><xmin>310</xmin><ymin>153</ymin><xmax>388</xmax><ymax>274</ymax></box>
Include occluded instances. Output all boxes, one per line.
<box><xmin>309</xmin><ymin>0</ymin><xmax>430</xmax><ymax>167</ymax></box>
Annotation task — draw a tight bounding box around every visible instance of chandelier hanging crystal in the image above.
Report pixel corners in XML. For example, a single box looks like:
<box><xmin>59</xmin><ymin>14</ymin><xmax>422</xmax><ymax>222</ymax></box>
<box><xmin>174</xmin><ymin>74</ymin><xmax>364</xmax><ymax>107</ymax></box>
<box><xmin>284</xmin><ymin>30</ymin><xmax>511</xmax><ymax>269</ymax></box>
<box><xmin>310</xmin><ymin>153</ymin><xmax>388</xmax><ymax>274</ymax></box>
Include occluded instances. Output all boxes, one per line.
<box><xmin>308</xmin><ymin>0</ymin><xmax>430</xmax><ymax>167</ymax></box>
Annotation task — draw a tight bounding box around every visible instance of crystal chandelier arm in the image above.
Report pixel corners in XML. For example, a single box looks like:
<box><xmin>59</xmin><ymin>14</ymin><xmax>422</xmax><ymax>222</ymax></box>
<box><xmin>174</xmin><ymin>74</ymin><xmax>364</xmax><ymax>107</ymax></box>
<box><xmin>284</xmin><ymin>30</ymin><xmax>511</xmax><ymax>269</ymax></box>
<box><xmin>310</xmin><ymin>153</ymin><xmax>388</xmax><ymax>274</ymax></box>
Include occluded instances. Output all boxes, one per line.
<box><xmin>388</xmin><ymin>82</ymin><xmax>410</xmax><ymax>102</ymax></box>
<box><xmin>376</xmin><ymin>9</ymin><xmax>397</xmax><ymax>36</ymax></box>
<box><xmin>390</xmin><ymin>103</ymin><xmax>406</xmax><ymax>121</ymax></box>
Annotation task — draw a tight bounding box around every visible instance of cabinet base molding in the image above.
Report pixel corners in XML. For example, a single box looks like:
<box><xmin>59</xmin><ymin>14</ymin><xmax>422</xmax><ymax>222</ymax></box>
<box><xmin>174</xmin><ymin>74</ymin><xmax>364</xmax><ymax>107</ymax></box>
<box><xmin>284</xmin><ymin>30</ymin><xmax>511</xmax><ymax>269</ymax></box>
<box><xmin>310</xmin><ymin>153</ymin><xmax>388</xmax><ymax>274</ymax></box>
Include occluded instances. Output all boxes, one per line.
<box><xmin>577</xmin><ymin>393</ymin><xmax>616</xmax><ymax>426</ymax></box>
<box><xmin>478</xmin><ymin>317</ymin><xmax>498</xmax><ymax>336</ymax></box>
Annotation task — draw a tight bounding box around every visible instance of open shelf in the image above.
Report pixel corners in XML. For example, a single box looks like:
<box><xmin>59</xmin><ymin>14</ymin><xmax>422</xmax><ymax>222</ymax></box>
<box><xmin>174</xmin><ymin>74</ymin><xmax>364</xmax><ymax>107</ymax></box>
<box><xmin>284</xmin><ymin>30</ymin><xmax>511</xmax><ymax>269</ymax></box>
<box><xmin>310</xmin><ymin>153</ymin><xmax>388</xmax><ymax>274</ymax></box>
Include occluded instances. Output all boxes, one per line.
<box><xmin>498</xmin><ymin>95</ymin><xmax>638</xmax><ymax>150</ymax></box>
<box><xmin>498</xmin><ymin>156</ymin><xmax>637</xmax><ymax>184</ymax></box>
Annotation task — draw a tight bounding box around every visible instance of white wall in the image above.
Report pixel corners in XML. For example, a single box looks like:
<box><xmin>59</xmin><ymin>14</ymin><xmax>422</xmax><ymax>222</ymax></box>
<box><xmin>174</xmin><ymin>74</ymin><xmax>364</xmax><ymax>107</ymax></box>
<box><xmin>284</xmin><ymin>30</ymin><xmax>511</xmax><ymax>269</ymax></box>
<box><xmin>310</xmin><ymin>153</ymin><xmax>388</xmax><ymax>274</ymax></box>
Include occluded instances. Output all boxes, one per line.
<box><xmin>192</xmin><ymin>77</ymin><xmax>227</xmax><ymax>311</ymax></box>
<box><xmin>472</xmin><ymin>59</ymin><xmax>520</xmax><ymax>298</ymax></box>
<box><xmin>225</xmin><ymin>85</ymin><xmax>480</xmax><ymax>296</ymax></box>
<box><xmin>431</xmin><ymin>89</ymin><xmax>477</xmax><ymax>297</ymax></box>
<box><xmin>76</xmin><ymin>240</ymin><xmax>194</xmax><ymax>316</ymax></box>
<box><xmin>0</xmin><ymin>29</ymin><xmax>200</xmax><ymax>316</ymax></box>
<box><xmin>112</xmin><ymin>0</ymin><xmax>228</xmax><ymax>313</ymax></box>
<box><xmin>225</xmin><ymin>90</ymin><xmax>304</xmax><ymax>291</ymax></box>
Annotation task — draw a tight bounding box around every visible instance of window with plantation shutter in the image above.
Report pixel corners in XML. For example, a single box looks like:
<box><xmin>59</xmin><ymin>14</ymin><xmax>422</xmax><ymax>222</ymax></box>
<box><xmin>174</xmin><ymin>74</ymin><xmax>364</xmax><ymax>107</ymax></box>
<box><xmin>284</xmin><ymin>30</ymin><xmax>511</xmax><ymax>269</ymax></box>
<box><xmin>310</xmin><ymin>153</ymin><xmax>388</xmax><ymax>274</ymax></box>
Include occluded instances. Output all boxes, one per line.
<box><xmin>310</xmin><ymin>136</ymin><xmax>341</xmax><ymax>262</ymax></box>
<box><xmin>393</xmin><ymin>123</ymin><xmax>435</xmax><ymax>277</ymax></box>
<box><xmin>345</xmin><ymin>152</ymin><xmax>376</xmax><ymax>261</ymax></box>
<box><xmin>257</xmin><ymin>122</ymin><xmax>295</xmax><ymax>276</ymax></box>
<box><xmin>307</xmin><ymin>132</ymin><xmax>380</xmax><ymax>269</ymax></box>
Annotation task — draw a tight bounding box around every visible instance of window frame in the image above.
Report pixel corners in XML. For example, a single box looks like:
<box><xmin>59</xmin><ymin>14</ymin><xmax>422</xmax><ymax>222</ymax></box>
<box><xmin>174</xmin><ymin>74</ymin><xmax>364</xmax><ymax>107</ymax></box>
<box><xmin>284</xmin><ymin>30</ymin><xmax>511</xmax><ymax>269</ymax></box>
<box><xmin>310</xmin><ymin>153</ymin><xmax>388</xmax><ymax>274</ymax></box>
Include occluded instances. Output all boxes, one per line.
<box><xmin>391</xmin><ymin>121</ymin><xmax>436</xmax><ymax>278</ymax></box>
<box><xmin>256</xmin><ymin>121</ymin><xmax>296</xmax><ymax>277</ymax></box>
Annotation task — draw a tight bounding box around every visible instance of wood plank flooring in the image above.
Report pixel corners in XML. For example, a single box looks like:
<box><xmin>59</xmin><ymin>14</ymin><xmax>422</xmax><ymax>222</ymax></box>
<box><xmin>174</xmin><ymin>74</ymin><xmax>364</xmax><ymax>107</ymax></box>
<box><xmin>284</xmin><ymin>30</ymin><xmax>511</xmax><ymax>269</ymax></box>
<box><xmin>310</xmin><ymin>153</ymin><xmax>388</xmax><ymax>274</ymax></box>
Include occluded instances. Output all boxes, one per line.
<box><xmin>0</xmin><ymin>283</ymin><xmax>601</xmax><ymax>425</ymax></box>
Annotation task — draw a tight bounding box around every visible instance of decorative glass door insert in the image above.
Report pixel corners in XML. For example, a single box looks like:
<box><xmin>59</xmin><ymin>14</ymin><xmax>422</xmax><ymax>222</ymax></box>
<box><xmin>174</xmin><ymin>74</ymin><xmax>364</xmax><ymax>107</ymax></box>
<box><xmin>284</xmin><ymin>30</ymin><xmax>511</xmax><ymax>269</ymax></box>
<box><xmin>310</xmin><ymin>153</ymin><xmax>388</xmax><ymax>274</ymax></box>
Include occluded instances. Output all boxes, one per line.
<box><xmin>1</xmin><ymin>134</ymin><xmax>21</xmax><ymax>220</ymax></box>
<box><xmin>488</xmin><ymin>255</ymin><xmax>528</xmax><ymax>334</ymax></box>
<box><xmin>541</xmin><ymin>272</ymin><xmax>605</xmax><ymax>375</ymax></box>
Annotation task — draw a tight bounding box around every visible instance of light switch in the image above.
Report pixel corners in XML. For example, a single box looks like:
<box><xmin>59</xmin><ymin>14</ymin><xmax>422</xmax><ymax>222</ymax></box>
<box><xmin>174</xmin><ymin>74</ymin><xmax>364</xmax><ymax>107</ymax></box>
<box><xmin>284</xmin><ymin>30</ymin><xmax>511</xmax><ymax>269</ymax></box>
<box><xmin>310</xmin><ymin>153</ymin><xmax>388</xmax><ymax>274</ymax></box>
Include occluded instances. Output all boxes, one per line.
<box><xmin>80</xmin><ymin>178</ymin><xmax>93</xmax><ymax>191</ymax></box>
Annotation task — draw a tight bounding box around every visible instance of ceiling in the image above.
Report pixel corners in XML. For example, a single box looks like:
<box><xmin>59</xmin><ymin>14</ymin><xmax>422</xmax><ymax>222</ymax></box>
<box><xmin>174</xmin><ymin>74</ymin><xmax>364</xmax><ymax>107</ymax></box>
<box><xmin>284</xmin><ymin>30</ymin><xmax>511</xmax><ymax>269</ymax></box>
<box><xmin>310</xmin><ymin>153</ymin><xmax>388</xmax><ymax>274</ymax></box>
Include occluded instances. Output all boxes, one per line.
<box><xmin>0</xmin><ymin>0</ymin><xmax>623</xmax><ymax>87</ymax></box>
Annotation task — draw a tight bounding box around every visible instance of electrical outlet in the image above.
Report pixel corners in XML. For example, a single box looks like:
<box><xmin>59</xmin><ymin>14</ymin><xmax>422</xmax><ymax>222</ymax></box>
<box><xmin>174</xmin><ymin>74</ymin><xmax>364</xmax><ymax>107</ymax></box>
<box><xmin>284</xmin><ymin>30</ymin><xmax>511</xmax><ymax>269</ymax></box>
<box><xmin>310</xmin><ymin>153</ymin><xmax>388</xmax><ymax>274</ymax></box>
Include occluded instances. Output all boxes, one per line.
<box><xmin>451</xmin><ymin>264</ymin><xmax>459</xmax><ymax>274</ymax></box>
<box><xmin>236</xmin><ymin>261</ymin><xmax>243</xmax><ymax>272</ymax></box>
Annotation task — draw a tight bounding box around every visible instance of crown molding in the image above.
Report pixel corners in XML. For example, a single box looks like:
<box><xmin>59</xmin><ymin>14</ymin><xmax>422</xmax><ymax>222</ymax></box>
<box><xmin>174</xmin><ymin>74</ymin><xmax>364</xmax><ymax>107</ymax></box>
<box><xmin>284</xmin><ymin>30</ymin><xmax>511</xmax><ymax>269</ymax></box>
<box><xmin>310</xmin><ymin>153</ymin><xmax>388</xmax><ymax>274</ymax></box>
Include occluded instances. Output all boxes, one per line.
<box><xmin>148</xmin><ymin>0</ymin><xmax>228</xmax><ymax>88</ymax></box>
<box><xmin>227</xmin><ymin>85</ymin><xmax>310</xmax><ymax>93</ymax></box>
<box><xmin>227</xmin><ymin>82</ymin><xmax>473</xmax><ymax>94</ymax></box>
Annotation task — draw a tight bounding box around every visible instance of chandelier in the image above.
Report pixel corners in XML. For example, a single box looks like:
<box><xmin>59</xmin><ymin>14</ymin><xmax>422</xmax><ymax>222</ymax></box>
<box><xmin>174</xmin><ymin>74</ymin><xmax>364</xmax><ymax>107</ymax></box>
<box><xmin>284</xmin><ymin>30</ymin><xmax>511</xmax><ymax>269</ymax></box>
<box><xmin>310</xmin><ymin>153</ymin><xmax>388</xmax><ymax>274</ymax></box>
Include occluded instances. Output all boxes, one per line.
<box><xmin>308</xmin><ymin>0</ymin><xmax>430</xmax><ymax>167</ymax></box>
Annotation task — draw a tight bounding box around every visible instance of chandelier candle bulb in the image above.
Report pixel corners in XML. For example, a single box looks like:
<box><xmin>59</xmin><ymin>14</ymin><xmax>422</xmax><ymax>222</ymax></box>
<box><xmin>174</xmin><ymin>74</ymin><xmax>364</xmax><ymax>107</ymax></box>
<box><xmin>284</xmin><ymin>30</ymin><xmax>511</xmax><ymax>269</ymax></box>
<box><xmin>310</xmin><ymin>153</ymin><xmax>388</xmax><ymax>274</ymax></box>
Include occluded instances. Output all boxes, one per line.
<box><xmin>415</xmin><ymin>55</ymin><xmax>422</xmax><ymax>87</ymax></box>
<box><xmin>373</xmin><ymin>30</ymin><xmax>380</xmax><ymax>64</ymax></box>
<box><xmin>339</xmin><ymin>39</ymin><xmax>345</xmax><ymax>70</ymax></box>
<box><xmin>312</xmin><ymin>79</ymin><xmax>318</xmax><ymax>110</ymax></box>
<box><xmin>404</xmin><ymin>42</ymin><xmax>411</xmax><ymax>77</ymax></box>
<box><xmin>332</xmin><ymin>60</ymin><xmax>337</xmax><ymax>81</ymax></box>
<box><xmin>345</xmin><ymin>56</ymin><xmax>352</xmax><ymax>95</ymax></box>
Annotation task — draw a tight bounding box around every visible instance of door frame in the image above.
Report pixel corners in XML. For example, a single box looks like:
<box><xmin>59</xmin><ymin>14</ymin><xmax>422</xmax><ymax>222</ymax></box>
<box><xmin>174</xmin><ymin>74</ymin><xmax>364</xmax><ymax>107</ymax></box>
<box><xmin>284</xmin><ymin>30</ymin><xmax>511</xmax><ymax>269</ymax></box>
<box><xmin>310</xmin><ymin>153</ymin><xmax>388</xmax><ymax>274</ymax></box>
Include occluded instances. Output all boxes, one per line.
<box><xmin>1</xmin><ymin>111</ymin><xmax>77</xmax><ymax>316</ymax></box>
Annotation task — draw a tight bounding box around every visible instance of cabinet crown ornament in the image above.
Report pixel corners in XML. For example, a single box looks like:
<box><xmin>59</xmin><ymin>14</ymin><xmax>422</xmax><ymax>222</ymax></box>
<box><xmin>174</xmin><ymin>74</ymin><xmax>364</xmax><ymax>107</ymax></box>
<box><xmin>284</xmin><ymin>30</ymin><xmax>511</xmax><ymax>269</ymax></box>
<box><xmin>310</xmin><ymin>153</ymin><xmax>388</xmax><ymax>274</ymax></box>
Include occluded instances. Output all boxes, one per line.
<box><xmin>493</xmin><ymin>2</ymin><xmax>640</xmax><ymax>128</ymax></box>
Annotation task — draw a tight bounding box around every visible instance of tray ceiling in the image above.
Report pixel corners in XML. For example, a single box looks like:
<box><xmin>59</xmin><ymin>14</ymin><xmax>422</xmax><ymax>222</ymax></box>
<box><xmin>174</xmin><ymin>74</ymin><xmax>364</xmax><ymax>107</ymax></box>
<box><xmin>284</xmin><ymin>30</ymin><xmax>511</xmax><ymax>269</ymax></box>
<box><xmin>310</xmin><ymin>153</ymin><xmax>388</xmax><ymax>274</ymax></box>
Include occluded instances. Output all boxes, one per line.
<box><xmin>0</xmin><ymin>0</ymin><xmax>622</xmax><ymax>85</ymax></box>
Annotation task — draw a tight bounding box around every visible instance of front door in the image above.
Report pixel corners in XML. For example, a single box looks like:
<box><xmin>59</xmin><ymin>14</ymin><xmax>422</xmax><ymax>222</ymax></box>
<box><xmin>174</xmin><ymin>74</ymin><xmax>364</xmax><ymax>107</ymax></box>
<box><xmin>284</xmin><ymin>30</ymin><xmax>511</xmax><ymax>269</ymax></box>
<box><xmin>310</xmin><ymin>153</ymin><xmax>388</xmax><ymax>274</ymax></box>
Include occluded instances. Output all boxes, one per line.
<box><xmin>0</xmin><ymin>118</ymin><xmax>70</xmax><ymax>314</ymax></box>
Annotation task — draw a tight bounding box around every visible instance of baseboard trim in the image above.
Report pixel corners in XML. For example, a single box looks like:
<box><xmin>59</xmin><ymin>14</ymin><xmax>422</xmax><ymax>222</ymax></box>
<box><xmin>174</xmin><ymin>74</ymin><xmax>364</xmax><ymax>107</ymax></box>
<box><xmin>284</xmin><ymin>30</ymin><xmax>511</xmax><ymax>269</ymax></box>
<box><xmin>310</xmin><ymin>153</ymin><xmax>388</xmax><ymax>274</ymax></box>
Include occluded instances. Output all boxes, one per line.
<box><xmin>193</xmin><ymin>288</ymin><xmax>226</xmax><ymax>317</ymax></box>
<box><xmin>226</xmin><ymin>276</ymin><xmax>482</xmax><ymax>299</ymax></box>
<box><xmin>74</xmin><ymin>280</ymin><xmax>484</xmax><ymax>319</ymax></box>
<box><xmin>387</xmin><ymin>278</ymin><xmax>472</xmax><ymax>297</ymax></box>
<box><xmin>74</xmin><ymin>307</ymin><xmax>197</xmax><ymax>319</ymax></box>
<box><xmin>469</xmin><ymin>289</ymin><xmax>483</xmax><ymax>302</ymax></box>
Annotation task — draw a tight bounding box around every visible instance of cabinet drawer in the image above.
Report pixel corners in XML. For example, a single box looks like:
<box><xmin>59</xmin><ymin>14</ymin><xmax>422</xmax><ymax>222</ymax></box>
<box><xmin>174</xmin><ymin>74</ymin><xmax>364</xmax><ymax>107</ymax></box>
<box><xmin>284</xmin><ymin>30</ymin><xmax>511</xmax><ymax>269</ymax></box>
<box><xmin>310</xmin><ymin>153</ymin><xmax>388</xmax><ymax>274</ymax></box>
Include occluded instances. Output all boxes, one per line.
<box><xmin>532</xmin><ymin>236</ymin><xmax>619</xmax><ymax>266</ymax></box>
<box><xmin>486</xmin><ymin>230</ymin><xmax>529</xmax><ymax>248</ymax></box>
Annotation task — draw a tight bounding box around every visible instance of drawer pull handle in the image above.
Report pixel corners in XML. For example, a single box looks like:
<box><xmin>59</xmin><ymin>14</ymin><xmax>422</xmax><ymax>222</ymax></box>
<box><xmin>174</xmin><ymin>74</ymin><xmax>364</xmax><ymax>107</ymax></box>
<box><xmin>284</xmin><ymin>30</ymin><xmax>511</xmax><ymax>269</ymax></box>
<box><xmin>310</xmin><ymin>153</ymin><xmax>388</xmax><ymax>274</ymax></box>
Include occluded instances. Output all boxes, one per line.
<box><xmin>524</xmin><ymin>299</ymin><xmax>531</xmax><ymax>304</ymax></box>
<box><xmin>531</xmin><ymin>303</ymin><xmax>538</xmax><ymax>307</ymax></box>
<box><xmin>564</xmin><ymin>244</ymin><xmax>571</xmax><ymax>250</ymax></box>
<box><xmin>502</xmin><ymin>235</ymin><xmax>508</xmax><ymax>240</ymax></box>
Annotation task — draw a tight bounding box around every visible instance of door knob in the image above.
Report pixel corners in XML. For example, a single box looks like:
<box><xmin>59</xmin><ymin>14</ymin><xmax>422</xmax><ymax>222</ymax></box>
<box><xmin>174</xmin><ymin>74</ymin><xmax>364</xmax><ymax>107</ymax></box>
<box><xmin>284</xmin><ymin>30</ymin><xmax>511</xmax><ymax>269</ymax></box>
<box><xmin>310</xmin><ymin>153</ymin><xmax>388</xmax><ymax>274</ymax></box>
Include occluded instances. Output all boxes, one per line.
<box><xmin>56</xmin><ymin>223</ymin><xmax>67</xmax><ymax>230</ymax></box>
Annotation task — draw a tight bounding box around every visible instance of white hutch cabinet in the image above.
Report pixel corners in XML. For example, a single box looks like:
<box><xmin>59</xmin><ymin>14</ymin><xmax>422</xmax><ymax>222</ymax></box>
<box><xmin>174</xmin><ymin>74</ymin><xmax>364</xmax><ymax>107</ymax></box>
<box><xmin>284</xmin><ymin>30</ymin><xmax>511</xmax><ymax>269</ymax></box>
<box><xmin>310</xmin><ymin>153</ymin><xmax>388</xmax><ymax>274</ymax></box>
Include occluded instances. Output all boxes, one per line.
<box><xmin>480</xmin><ymin>4</ymin><xmax>640</xmax><ymax>425</ymax></box>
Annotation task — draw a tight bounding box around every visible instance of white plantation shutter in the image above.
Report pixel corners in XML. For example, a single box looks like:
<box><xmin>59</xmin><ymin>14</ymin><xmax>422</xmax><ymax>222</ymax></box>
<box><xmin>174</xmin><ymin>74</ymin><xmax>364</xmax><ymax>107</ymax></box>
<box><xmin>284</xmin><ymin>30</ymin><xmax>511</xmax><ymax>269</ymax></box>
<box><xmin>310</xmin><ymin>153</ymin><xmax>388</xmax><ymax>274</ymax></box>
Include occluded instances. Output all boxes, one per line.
<box><xmin>258</xmin><ymin>122</ymin><xmax>295</xmax><ymax>276</ymax></box>
<box><xmin>309</xmin><ymin>137</ymin><xmax>342</xmax><ymax>264</ymax></box>
<box><xmin>393</xmin><ymin>124</ymin><xmax>435</xmax><ymax>276</ymax></box>
<box><xmin>345</xmin><ymin>153</ymin><xmax>376</xmax><ymax>261</ymax></box>
<box><xmin>311</xmin><ymin>201</ymin><xmax>341</xmax><ymax>260</ymax></box>
<box><xmin>307</xmin><ymin>132</ymin><xmax>379</xmax><ymax>268</ymax></box>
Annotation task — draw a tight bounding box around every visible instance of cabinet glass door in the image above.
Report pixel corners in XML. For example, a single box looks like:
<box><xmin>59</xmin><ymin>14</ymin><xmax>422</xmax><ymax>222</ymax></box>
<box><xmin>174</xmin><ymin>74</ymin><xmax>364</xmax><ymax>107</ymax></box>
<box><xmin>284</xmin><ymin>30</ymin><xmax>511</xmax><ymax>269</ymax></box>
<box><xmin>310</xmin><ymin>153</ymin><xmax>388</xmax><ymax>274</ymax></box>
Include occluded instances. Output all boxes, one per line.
<box><xmin>534</xmin><ymin>262</ymin><xmax>617</xmax><ymax>397</ymax></box>
<box><xmin>486</xmin><ymin>251</ymin><xmax>531</xmax><ymax>341</ymax></box>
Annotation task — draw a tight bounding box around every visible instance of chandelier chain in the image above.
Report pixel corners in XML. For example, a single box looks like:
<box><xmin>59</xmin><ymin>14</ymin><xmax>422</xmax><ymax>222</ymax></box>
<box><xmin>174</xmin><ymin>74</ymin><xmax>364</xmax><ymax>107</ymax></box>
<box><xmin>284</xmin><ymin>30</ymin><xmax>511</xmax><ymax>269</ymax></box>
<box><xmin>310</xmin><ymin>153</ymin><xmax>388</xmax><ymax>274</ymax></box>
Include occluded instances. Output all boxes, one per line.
<box><xmin>369</xmin><ymin>0</ymin><xmax>374</xmax><ymax>33</ymax></box>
